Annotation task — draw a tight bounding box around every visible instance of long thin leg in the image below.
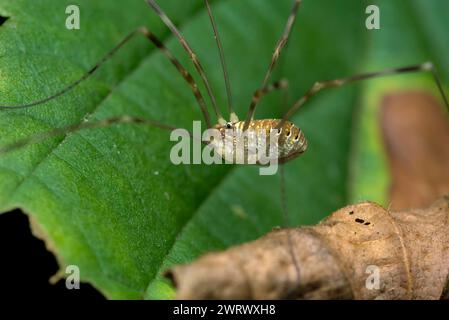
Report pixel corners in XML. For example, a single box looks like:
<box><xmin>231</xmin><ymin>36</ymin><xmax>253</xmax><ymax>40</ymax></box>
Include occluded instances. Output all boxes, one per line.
<box><xmin>147</xmin><ymin>0</ymin><xmax>226</xmax><ymax>125</ymax></box>
<box><xmin>277</xmin><ymin>62</ymin><xmax>449</xmax><ymax>129</ymax></box>
<box><xmin>0</xmin><ymin>115</ymin><xmax>183</xmax><ymax>156</ymax></box>
<box><xmin>243</xmin><ymin>0</ymin><xmax>302</xmax><ymax>130</ymax></box>
<box><xmin>246</xmin><ymin>79</ymin><xmax>289</xmax><ymax>125</ymax></box>
<box><xmin>139</xmin><ymin>28</ymin><xmax>214</xmax><ymax>128</ymax></box>
<box><xmin>0</xmin><ymin>30</ymin><xmax>139</xmax><ymax>110</ymax></box>
<box><xmin>0</xmin><ymin>27</ymin><xmax>213</xmax><ymax>128</ymax></box>
<box><xmin>278</xmin><ymin>74</ymin><xmax>300</xmax><ymax>296</ymax></box>
<box><xmin>280</xmin><ymin>151</ymin><xmax>300</xmax><ymax>298</ymax></box>
<box><xmin>204</xmin><ymin>0</ymin><xmax>236</xmax><ymax>122</ymax></box>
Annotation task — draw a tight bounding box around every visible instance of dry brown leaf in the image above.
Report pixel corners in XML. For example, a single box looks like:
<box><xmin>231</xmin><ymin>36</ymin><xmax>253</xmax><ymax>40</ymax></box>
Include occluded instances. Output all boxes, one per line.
<box><xmin>167</xmin><ymin>198</ymin><xmax>449</xmax><ymax>300</ymax></box>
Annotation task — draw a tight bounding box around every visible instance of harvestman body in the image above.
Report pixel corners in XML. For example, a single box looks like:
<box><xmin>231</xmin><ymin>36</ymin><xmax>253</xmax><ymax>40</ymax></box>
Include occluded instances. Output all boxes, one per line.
<box><xmin>0</xmin><ymin>0</ymin><xmax>448</xmax><ymax>295</ymax></box>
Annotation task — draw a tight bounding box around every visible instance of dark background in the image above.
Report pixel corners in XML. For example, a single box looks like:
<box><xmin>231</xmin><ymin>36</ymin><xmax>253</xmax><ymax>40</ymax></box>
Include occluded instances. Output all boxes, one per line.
<box><xmin>0</xmin><ymin>210</ymin><xmax>104</xmax><ymax>300</ymax></box>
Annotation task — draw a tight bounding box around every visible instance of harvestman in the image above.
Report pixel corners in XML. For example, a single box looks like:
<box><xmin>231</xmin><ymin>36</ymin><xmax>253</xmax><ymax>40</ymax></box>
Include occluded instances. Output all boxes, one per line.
<box><xmin>1</xmin><ymin>0</ymin><xmax>448</xmax><ymax>293</ymax></box>
<box><xmin>1</xmin><ymin>0</ymin><xmax>447</xmax><ymax>159</ymax></box>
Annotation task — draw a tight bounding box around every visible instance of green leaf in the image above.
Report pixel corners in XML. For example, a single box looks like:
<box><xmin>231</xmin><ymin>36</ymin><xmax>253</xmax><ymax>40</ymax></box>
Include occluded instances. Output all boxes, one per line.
<box><xmin>0</xmin><ymin>0</ymin><xmax>447</xmax><ymax>299</ymax></box>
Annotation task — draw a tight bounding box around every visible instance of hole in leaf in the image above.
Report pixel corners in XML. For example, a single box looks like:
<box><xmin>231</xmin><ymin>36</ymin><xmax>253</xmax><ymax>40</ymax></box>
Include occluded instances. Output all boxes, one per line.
<box><xmin>0</xmin><ymin>209</ymin><xmax>105</xmax><ymax>300</ymax></box>
<box><xmin>0</xmin><ymin>15</ymin><xmax>9</xmax><ymax>26</ymax></box>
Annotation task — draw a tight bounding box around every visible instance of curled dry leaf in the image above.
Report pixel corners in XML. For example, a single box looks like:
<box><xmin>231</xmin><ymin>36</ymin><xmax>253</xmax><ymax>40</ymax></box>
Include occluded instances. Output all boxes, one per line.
<box><xmin>167</xmin><ymin>197</ymin><xmax>449</xmax><ymax>300</ymax></box>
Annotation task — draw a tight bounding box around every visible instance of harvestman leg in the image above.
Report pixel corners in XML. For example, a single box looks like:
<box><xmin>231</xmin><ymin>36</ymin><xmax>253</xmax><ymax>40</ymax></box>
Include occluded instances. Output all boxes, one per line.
<box><xmin>243</xmin><ymin>0</ymin><xmax>302</xmax><ymax>130</ymax></box>
<box><xmin>277</xmin><ymin>62</ymin><xmax>449</xmax><ymax>128</ymax></box>
<box><xmin>0</xmin><ymin>116</ymin><xmax>183</xmax><ymax>156</ymax></box>
<box><xmin>2</xmin><ymin>0</ymin><xmax>243</xmax><ymax>126</ymax></box>
<box><xmin>0</xmin><ymin>27</ymin><xmax>215</xmax><ymax>128</ymax></box>
<box><xmin>204</xmin><ymin>0</ymin><xmax>237</xmax><ymax>122</ymax></box>
<box><xmin>278</xmin><ymin>76</ymin><xmax>301</xmax><ymax>298</ymax></box>
<box><xmin>279</xmin><ymin>164</ymin><xmax>301</xmax><ymax>298</ymax></box>
<box><xmin>249</xmin><ymin>79</ymin><xmax>290</xmax><ymax>114</ymax></box>
<box><xmin>206</xmin><ymin>0</ymin><xmax>292</xmax><ymax>124</ymax></box>
<box><xmin>147</xmin><ymin>0</ymin><xmax>226</xmax><ymax>125</ymax></box>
